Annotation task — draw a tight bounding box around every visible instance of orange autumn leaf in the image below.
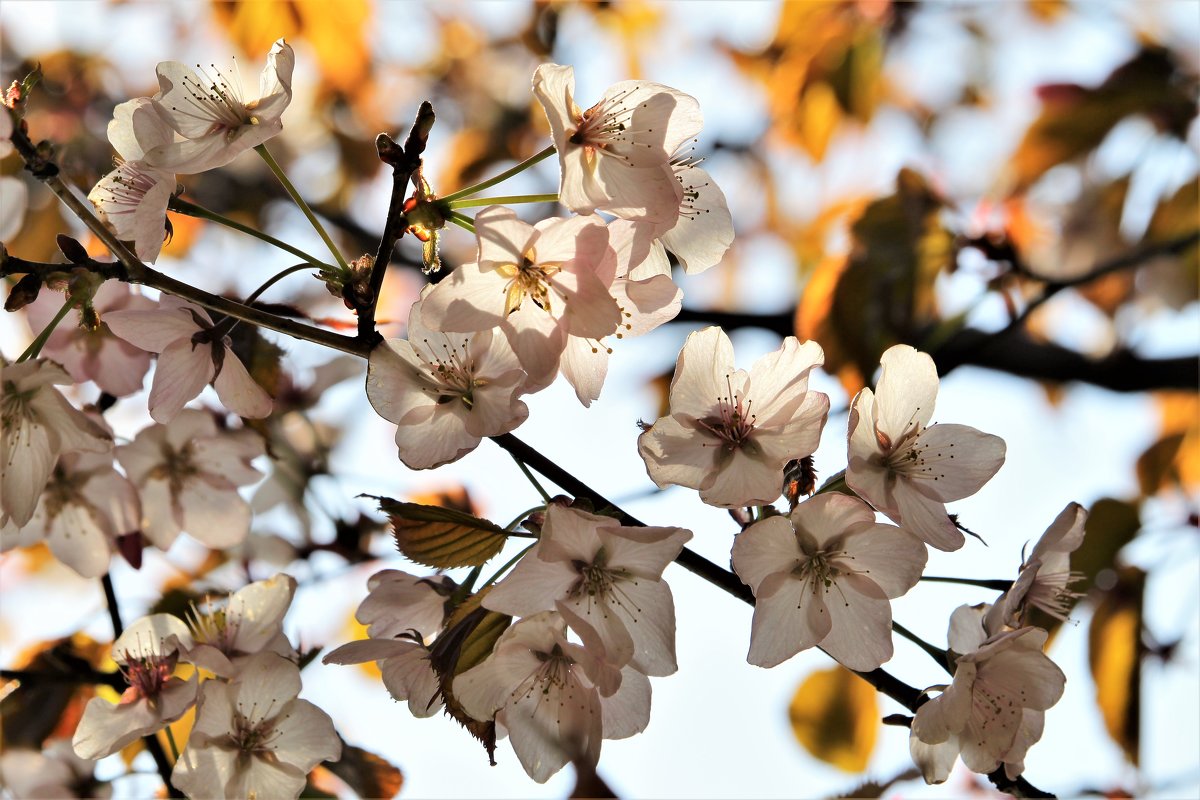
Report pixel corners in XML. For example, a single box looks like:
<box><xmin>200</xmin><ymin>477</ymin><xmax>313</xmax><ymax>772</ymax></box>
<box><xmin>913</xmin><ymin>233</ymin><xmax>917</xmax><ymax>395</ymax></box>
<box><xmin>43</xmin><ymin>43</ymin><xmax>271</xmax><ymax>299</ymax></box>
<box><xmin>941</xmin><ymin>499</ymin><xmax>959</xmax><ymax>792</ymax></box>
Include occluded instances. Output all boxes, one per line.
<box><xmin>788</xmin><ymin>666</ymin><xmax>879</xmax><ymax>772</ymax></box>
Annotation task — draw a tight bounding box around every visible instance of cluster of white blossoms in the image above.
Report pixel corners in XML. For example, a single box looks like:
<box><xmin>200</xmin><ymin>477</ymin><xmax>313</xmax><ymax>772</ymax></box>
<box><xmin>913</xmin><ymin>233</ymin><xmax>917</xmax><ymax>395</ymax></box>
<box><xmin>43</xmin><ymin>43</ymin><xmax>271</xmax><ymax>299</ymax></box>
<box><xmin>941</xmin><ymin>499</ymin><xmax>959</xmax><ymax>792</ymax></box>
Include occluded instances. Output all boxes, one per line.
<box><xmin>1</xmin><ymin>41</ymin><xmax>1094</xmax><ymax>795</ymax></box>
<box><xmin>69</xmin><ymin>575</ymin><xmax>340</xmax><ymax>799</ymax></box>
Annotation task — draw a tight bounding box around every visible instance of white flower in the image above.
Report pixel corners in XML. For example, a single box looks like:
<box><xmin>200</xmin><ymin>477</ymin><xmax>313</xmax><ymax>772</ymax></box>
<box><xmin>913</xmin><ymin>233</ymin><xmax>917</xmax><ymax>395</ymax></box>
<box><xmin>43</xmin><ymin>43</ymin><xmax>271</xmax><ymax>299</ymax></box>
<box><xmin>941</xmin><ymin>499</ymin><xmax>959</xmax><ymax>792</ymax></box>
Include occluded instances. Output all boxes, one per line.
<box><xmin>171</xmin><ymin>652</ymin><xmax>340</xmax><ymax>800</ymax></box>
<box><xmin>73</xmin><ymin>614</ymin><xmax>198</xmax><ymax>760</ymax></box>
<box><xmin>181</xmin><ymin>573</ymin><xmax>297</xmax><ymax>677</ymax></box>
<box><xmin>484</xmin><ymin>504</ymin><xmax>692</xmax><ymax>676</ymax></box>
<box><xmin>24</xmin><ymin>282</ymin><xmax>155</xmax><ymax>396</ymax></box>
<box><xmin>88</xmin><ymin>98</ymin><xmax>177</xmax><ymax>263</ymax></box>
<box><xmin>105</xmin><ymin>294</ymin><xmax>273</xmax><ymax>423</ymax></box>
<box><xmin>909</xmin><ymin>604</ymin><xmax>1066</xmax><ymax>783</ymax></box>
<box><xmin>1</xmin><ymin>359</ymin><xmax>112</xmax><ymax>527</ymax></box>
<box><xmin>0</xmin><ymin>739</ymin><xmax>104</xmax><ymax>798</ymax></box>
<box><xmin>988</xmin><ymin>502</ymin><xmax>1088</xmax><ymax>631</ymax></box>
<box><xmin>354</xmin><ymin>568</ymin><xmax>453</xmax><ymax>640</ymax></box>
<box><xmin>533</xmin><ymin>63</ymin><xmax>701</xmax><ymax>223</ymax></box>
<box><xmin>731</xmin><ymin>492</ymin><xmax>927</xmax><ymax>670</ymax></box>
<box><xmin>453</xmin><ymin>611</ymin><xmax>651</xmax><ymax>784</ymax></box>
<box><xmin>143</xmin><ymin>39</ymin><xmax>294</xmax><ymax>174</ymax></box>
<box><xmin>638</xmin><ymin>326</ymin><xmax>830</xmax><ymax>508</ymax></box>
<box><xmin>117</xmin><ymin>409</ymin><xmax>263</xmax><ymax>550</ymax></box>
<box><xmin>1</xmin><ymin>447</ymin><xmax>139</xmax><ymax>578</ymax></box>
<box><xmin>323</xmin><ymin>637</ymin><xmax>441</xmax><ymax>719</ymax></box>
<box><xmin>367</xmin><ymin>288</ymin><xmax>529</xmax><ymax>470</ymax></box>
<box><xmin>421</xmin><ymin>207</ymin><xmax>621</xmax><ymax>387</ymax></box>
<box><xmin>0</xmin><ymin>175</ymin><xmax>28</xmax><ymax>241</ymax></box>
<box><xmin>847</xmin><ymin>344</ymin><xmax>1006</xmax><ymax>551</ymax></box>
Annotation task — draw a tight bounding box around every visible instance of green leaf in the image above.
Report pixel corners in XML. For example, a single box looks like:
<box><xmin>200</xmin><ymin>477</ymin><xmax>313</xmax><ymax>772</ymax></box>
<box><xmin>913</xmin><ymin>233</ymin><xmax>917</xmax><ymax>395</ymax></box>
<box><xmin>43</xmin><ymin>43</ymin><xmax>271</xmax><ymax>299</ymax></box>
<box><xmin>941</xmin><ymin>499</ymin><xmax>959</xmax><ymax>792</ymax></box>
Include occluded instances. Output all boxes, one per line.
<box><xmin>373</xmin><ymin>496</ymin><xmax>509</xmax><ymax>569</ymax></box>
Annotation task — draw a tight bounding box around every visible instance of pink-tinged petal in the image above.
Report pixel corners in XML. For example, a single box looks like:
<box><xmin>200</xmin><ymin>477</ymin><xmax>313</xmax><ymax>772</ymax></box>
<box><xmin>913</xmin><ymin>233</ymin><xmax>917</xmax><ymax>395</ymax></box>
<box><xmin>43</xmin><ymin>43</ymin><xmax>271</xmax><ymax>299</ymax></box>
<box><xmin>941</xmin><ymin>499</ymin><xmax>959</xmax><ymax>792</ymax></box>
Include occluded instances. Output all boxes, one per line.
<box><xmin>476</xmin><ymin>206</ymin><xmax>539</xmax><ymax>267</ymax></box>
<box><xmin>72</xmin><ymin>696</ymin><xmax>163</xmax><ymax>760</ymax></box>
<box><xmin>660</xmin><ymin>165</ymin><xmax>734</xmax><ymax>274</ymax></box>
<box><xmin>602</xmin><ymin>524</ymin><xmax>691</xmax><ymax>579</ymax></box>
<box><xmin>182</xmin><ymin>643</ymin><xmax>238</xmax><ymax>677</ymax></box>
<box><xmin>907</xmin><ymin>424</ymin><xmax>1006</xmax><ymax>502</ymax></box>
<box><xmin>789</xmin><ymin>493</ymin><xmax>879</xmax><ymax>550</ymax></box>
<box><xmin>607</xmin><ymin>81</ymin><xmax>702</xmax><ymax>165</ymax></box>
<box><xmin>113</xmin><ymin>613</ymin><xmax>192</xmax><ymax>659</ymax></box>
<box><xmin>947</xmin><ymin>604</ymin><xmax>989</xmax><ymax>654</ymax></box>
<box><xmin>421</xmin><ymin>260</ymin><xmax>509</xmax><ymax>331</ymax></box>
<box><xmin>504</xmin><ymin>670</ymin><xmax>602</xmax><ymax>784</ymax></box>
<box><xmin>224</xmin><ymin>757</ymin><xmax>308</xmax><ymax>800</ymax></box>
<box><xmin>668</xmin><ymin>326</ymin><xmax>735</xmax><ymax>418</ymax></box>
<box><xmin>464</xmin><ymin>370</ymin><xmax>529</xmax><ymax>436</ymax></box>
<box><xmin>817</xmin><ymin>573</ymin><xmax>894</xmax><ymax>671</ymax></box>
<box><xmin>911</xmin><ymin>670</ymin><xmax>974</xmax><ymax>745</ymax></box>
<box><xmin>366</xmin><ymin>338</ymin><xmax>437</xmax><ymax>425</ymax></box>
<box><xmin>532</xmin><ymin>63</ymin><xmax>579</xmax><ymax>153</ymax></box>
<box><xmin>627</xmin><ymin>240</ymin><xmax>672</xmax><ymax>281</ymax></box>
<box><xmin>1029</xmin><ymin>502</ymin><xmax>1087</xmax><ymax>562</ymax></box>
<box><xmin>746</xmin><ymin>338</ymin><xmax>823</xmax><ymax>420</ymax></box>
<box><xmin>359</xmin><ymin>569</ymin><xmax>450</xmax><ymax>639</ymax></box>
<box><xmin>746</xmin><ymin>572</ymin><xmax>830</xmax><ymax>668</ymax></box>
<box><xmin>875</xmin><ymin>345</ymin><xmax>938</xmax><ymax>436</ymax></box>
<box><xmin>0</xmin><ymin>177</ymin><xmax>27</xmax><ymax>241</ymax></box>
<box><xmin>538</xmin><ymin>505</ymin><xmax>608</xmax><ymax>563</ymax></box>
<box><xmin>909</xmin><ymin>730</ymin><xmax>960</xmax><ymax>784</ymax></box>
<box><xmin>731</xmin><ymin>516</ymin><xmax>801</xmax><ymax>593</ymax></box>
<box><xmin>381</xmin><ymin>648</ymin><xmax>441</xmax><ymax>717</ymax></box>
<box><xmin>189</xmin><ymin>435</ymin><xmax>263</xmax><ymax>487</ymax></box>
<box><xmin>145</xmin><ymin>135</ymin><xmax>234</xmax><ymax>175</ymax></box>
<box><xmin>323</xmin><ymin>638</ymin><xmax>414</xmax><ymax>665</ymax></box>
<box><xmin>171</xmin><ymin>734</ymin><xmax>241</xmax><ymax>799</ymax></box>
<box><xmin>485</xmin><ymin>552</ymin><xmax>578</xmax><ymax>617</ymax></box>
<box><xmin>108</xmin><ymin>98</ymin><xmax>174</xmax><ymax>161</ymax></box>
<box><xmin>257</xmin><ymin>39</ymin><xmax>295</xmax><ymax>112</ymax></box>
<box><xmin>561</xmin><ymin>336</ymin><xmax>609</xmax><ymax>407</ymax></box>
<box><xmin>47</xmin><ymin>502</ymin><xmax>112</xmax><ymax>578</ymax></box>
<box><xmin>838</xmin><ymin>524</ymin><xmax>928</xmax><ymax>598</ymax></box>
<box><xmin>559</xmin><ymin>592</ymin><xmax>636</xmax><ymax>668</ymax></box>
<box><xmin>607</xmin><ymin>579</ymin><xmax>679</xmax><ymax>676</ymax></box>
<box><xmin>1001</xmin><ymin>709</ymin><xmax>1045</xmax><ymax>780</ymax></box>
<box><xmin>212</xmin><ymin>346</ymin><xmax>273</xmax><ymax>418</ymax></box>
<box><xmin>147</xmin><ymin>338</ymin><xmax>215</xmax><ymax>423</ymax></box>
<box><xmin>614</xmin><ymin>274</ymin><xmax>682</xmax><ymax>337</ymax></box>
<box><xmin>894</xmin><ymin>481</ymin><xmax>964</xmax><ymax>552</ymax></box>
<box><xmin>637</xmin><ymin>414</ymin><xmax>714</xmax><ymax>491</ymax></box>
<box><xmin>501</xmin><ymin>306</ymin><xmax>566</xmax><ymax>386</ymax></box>
<box><xmin>592</xmin><ymin>159</ymin><xmax>680</xmax><ymax>224</ymax></box>
<box><xmin>267</xmin><ymin>698</ymin><xmax>340</xmax><ymax>769</ymax></box>
<box><xmin>227</xmin><ymin>573</ymin><xmax>295</xmax><ymax>652</ymax></box>
<box><xmin>601</xmin><ymin>666</ymin><xmax>651</xmax><ymax>739</ymax></box>
<box><xmin>104</xmin><ymin>306</ymin><xmax>198</xmax><ymax>353</ymax></box>
<box><xmin>559</xmin><ymin>273</ymin><xmax>621</xmax><ymax>342</ymax></box>
<box><xmin>751</xmin><ymin>391</ymin><xmax>830</xmax><ymax>468</ymax></box>
<box><xmin>391</xmin><ymin>402</ymin><xmax>482</xmax><ymax>469</ymax></box>
<box><xmin>700</xmin><ymin>446</ymin><xmax>783</xmax><ymax>508</ymax></box>
<box><xmin>136</xmin><ymin>476</ymin><xmax>182</xmax><ymax>549</ymax></box>
<box><xmin>179</xmin><ymin>481</ymin><xmax>251</xmax><ymax>547</ymax></box>
<box><xmin>1</xmin><ymin>415</ymin><xmax>56</xmax><ymax>527</ymax></box>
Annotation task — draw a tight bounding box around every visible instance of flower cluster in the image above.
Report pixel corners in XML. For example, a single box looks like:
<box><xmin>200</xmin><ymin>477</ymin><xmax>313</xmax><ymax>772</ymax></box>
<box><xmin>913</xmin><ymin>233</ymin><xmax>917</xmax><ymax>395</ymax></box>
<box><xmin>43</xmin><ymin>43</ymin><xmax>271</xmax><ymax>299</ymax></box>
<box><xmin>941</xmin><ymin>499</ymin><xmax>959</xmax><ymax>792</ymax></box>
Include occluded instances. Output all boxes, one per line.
<box><xmin>71</xmin><ymin>574</ymin><xmax>340</xmax><ymax>800</ymax></box>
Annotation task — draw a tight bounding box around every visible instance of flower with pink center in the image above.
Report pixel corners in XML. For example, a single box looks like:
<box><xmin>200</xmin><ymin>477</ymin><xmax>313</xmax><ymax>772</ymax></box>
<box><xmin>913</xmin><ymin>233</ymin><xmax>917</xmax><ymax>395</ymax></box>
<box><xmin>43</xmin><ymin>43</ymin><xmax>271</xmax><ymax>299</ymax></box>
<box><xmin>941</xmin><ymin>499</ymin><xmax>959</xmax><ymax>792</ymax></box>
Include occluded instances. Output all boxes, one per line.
<box><xmin>453</xmin><ymin>611</ymin><xmax>651</xmax><ymax>784</ymax></box>
<box><xmin>180</xmin><ymin>573</ymin><xmax>297</xmax><ymax>678</ymax></box>
<box><xmin>24</xmin><ymin>282</ymin><xmax>155</xmax><ymax>396</ymax></box>
<box><xmin>142</xmin><ymin>39</ymin><xmax>294</xmax><ymax>174</ymax></box>
<box><xmin>1</xmin><ymin>444</ymin><xmax>139</xmax><ymax>578</ymax></box>
<box><xmin>367</xmin><ymin>287</ymin><xmax>530</xmax><ymax>469</ymax></box>
<box><xmin>116</xmin><ymin>409</ymin><xmax>263</xmax><ymax>551</ymax></box>
<box><xmin>171</xmin><ymin>652</ymin><xmax>340</xmax><ymax>800</ymax></box>
<box><xmin>1</xmin><ymin>358</ymin><xmax>112</xmax><ymax>527</ymax></box>
<box><xmin>73</xmin><ymin>614</ymin><xmax>198</xmax><ymax>760</ymax></box>
<box><xmin>638</xmin><ymin>326</ymin><xmax>830</xmax><ymax>508</ymax></box>
<box><xmin>731</xmin><ymin>492</ymin><xmax>927</xmax><ymax>670</ymax></box>
<box><xmin>987</xmin><ymin>502</ymin><xmax>1088</xmax><ymax>631</ymax></box>
<box><xmin>909</xmin><ymin>604</ymin><xmax>1066</xmax><ymax>784</ymax></box>
<box><xmin>105</xmin><ymin>294</ymin><xmax>272</xmax><ymax>423</ymax></box>
<box><xmin>88</xmin><ymin>98</ymin><xmax>177</xmax><ymax>263</ymax></box>
<box><xmin>421</xmin><ymin>206</ymin><xmax>621</xmax><ymax>387</ymax></box>
<box><xmin>847</xmin><ymin>344</ymin><xmax>1006</xmax><ymax>552</ymax></box>
<box><xmin>533</xmin><ymin>63</ymin><xmax>701</xmax><ymax>224</ymax></box>
<box><xmin>483</xmin><ymin>504</ymin><xmax>692</xmax><ymax>676</ymax></box>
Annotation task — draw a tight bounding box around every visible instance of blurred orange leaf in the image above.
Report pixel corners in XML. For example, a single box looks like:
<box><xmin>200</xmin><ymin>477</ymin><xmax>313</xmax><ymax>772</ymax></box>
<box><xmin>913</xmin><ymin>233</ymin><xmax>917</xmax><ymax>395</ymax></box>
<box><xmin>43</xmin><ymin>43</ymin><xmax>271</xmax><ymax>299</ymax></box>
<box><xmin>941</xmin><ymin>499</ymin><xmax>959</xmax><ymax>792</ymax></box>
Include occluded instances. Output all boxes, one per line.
<box><xmin>1088</xmin><ymin>566</ymin><xmax>1144</xmax><ymax>765</ymax></box>
<box><xmin>788</xmin><ymin>666</ymin><xmax>878</xmax><ymax>772</ymax></box>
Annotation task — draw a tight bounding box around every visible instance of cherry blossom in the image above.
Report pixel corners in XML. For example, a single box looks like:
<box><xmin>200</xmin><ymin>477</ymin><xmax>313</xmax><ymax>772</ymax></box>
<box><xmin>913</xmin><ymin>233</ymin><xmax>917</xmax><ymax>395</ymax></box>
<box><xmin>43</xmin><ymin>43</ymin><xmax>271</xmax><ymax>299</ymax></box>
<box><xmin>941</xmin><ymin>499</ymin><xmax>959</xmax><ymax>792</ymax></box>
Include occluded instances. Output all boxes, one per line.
<box><xmin>367</xmin><ymin>288</ymin><xmax>529</xmax><ymax>469</ymax></box>
<box><xmin>0</xmin><ymin>175</ymin><xmax>27</xmax><ymax>242</ymax></box>
<box><xmin>1</xmin><ymin>445</ymin><xmax>139</xmax><ymax>578</ymax></box>
<box><xmin>323</xmin><ymin>637</ymin><xmax>441</xmax><ymax>719</ymax></box>
<box><xmin>105</xmin><ymin>294</ymin><xmax>273</xmax><ymax>422</ymax></box>
<box><xmin>638</xmin><ymin>326</ymin><xmax>830</xmax><ymax>508</ymax></box>
<box><xmin>0</xmin><ymin>739</ymin><xmax>102</xmax><ymax>798</ymax></box>
<box><xmin>180</xmin><ymin>573</ymin><xmax>297</xmax><ymax>677</ymax></box>
<box><xmin>987</xmin><ymin>502</ymin><xmax>1088</xmax><ymax>631</ymax></box>
<box><xmin>1</xmin><ymin>358</ymin><xmax>112</xmax><ymax>527</ymax></box>
<box><xmin>88</xmin><ymin>98</ymin><xmax>177</xmax><ymax>263</ymax></box>
<box><xmin>454</xmin><ymin>611</ymin><xmax>651</xmax><ymax>783</ymax></box>
<box><xmin>421</xmin><ymin>207</ymin><xmax>621</xmax><ymax>388</ymax></box>
<box><xmin>533</xmin><ymin>63</ymin><xmax>701</xmax><ymax>223</ymax></box>
<box><xmin>143</xmin><ymin>39</ymin><xmax>294</xmax><ymax>174</ymax></box>
<box><xmin>24</xmin><ymin>282</ymin><xmax>155</xmax><ymax>396</ymax></box>
<box><xmin>847</xmin><ymin>344</ymin><xmax>1006</xmax><ymax>551</ymax></box>
<box><xmin>171</xmin><ymin>652</ymin><xmax>340</xmax><ymax>800</ymax></box>
<box><xmin>731</xmin><ymin>492</ymin><xmax>927</xmax><ymax>670</ymax></box>
<box><xmin>909</xmin><ymin>604</ymin><xmax>1066</xmax><ymax>783</ymax></box>
<box><xmin>73</xmin><ymin>614</ymin><xmax>198</xmax><ymax>760</ymax></box>
<box><xmin>116</xmin><ymin>409</ymin><xmax>263</xmax><ymax>550</ymax></box>
<box><xmin>484</xmin><ymin>504</ymin><xmax>692</xmax><ymax>676</ymax></box>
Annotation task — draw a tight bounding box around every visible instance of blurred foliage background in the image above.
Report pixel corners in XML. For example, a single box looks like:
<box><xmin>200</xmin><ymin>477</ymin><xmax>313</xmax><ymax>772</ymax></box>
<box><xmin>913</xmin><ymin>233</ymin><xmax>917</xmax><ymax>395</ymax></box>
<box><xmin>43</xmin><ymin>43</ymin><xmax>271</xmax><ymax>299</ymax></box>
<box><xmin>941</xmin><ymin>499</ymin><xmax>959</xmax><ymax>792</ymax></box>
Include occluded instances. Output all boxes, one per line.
<box><xmin>1</xmin><ymin>1</ymin><xmax>1197</xmax><ymax>798</ymax></box>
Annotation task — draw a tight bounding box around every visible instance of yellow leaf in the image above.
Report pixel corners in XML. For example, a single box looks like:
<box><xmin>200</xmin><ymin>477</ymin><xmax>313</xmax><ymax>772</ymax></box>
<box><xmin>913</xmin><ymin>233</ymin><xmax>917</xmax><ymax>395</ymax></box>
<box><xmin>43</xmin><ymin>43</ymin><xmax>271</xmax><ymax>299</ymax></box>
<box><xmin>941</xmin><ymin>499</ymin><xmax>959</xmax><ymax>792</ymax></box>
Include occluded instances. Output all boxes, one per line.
<box><xmin>788</xmin><ymin>666</ymin><xmax>878</xmax><ymax>772</ymax></box>
<box><xmin>1088</xmin><ymin>567</ymin><xmax>1144</xmax><ymax>765</ymax></box>
<box><xmin>375</xmin><ymin>497</ymin><xmax>508</xmax><ymax>569</ymax></box>
<box><xmin>1152</xmin><ymin>392</ymin><xmax>1200</xmax><ymax>492</ymax></box>
<box><xmin>797</xmin><ymin>81</ymin><xmax>842</xmax><ymax>162</ymax></box>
